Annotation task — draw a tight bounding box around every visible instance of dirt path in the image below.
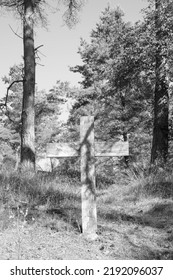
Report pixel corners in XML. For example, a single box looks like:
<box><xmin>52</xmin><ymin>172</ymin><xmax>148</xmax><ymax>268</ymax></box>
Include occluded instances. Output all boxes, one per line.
<box><xmin>0</xmin><ymin>222</ymin><xmax>110</xmax><ymax>260</ymax></box>
<box><xmin>0</xmin><ymin>203</ymin><xmax>173</xmax><ymax>260</ymax></box>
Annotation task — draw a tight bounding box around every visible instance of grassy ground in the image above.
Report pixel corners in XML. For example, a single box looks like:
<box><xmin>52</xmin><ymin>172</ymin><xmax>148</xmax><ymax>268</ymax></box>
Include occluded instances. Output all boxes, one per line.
<box><xmin>0</xmin><ymin>168</ymin><xmax>173</xmax><ymax>260</ymax></box>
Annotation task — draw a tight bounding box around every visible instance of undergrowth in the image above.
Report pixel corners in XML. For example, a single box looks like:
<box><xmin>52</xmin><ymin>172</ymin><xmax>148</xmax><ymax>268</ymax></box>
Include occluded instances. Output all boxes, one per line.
<box><xmin>0</xmin><ymin>163</ymin><xmax>173</xmax><ymax>259</ymax></box>
<box><xmin>124</xmin><ymin>162</ymin><xmax>173</xmax><ymax>200</ymax></box>
<box><xmin>0</xmin><ymin>163</ymin><xmax>173</xmax><ymax>227</ymax></box>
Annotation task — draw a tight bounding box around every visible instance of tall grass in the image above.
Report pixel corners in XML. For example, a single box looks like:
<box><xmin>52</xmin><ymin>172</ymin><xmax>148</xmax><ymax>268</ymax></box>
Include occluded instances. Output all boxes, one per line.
<box><xmin>1</xmin><ymin>160</ymin><xmax>173</xmax><ymax>223</ymax></box>
<box><xmin>123</xmin><ymin>162</ymin><xmax>173</xmax><ymax>200</ymax></box>
<box><xmin>0</xmin><ymin>168</ymin><xmax>82</xmax><ymax>233</ymax></box>
<box><xmin>0</xmin><ymin>161</ymin><xmax>173</xmax><ymax>259</ymax></box>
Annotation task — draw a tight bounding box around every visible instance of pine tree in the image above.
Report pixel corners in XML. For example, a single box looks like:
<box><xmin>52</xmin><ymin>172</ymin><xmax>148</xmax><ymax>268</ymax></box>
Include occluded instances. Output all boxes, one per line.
<box><xmin>0</xmin><ymin>0</ymin><xmax>85</xmax><ymax>171</ymax></box>
<box><xmin>70</xmin><ymin>6</ymin><xmax>154</xmax><ymax>166</ymax></box>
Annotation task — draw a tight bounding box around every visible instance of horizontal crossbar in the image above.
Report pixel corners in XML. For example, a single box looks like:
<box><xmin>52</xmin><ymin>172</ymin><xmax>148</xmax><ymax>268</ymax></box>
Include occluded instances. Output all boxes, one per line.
<box><xmin>46</xmin><ymin>141</ymin><xmax>129</xmax><ymax>158</ymax></box>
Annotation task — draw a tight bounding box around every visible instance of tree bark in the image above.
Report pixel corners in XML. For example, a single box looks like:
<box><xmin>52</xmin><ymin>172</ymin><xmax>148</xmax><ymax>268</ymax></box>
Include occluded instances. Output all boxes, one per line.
<box><xmin>21</xmin><ymin>0</ymin><xmax>35</xmax><ymax>171</ymax></box>
<box><xmin>151</xmin><ymin>0</ymin><xmax>169</xmax><ymax>165</ymax></box>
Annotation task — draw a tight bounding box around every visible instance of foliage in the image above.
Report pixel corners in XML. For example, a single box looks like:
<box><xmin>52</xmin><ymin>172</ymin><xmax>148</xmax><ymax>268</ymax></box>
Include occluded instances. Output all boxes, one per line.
<box><xmin>70</xmin><ymin>6</ymin><xmax>155</xmax><ymax>168</ymax></box>
<box><xmin>0</xmin><ymin>64</ymin><xmax>23</xmax><ymax>166</ymax></box>
<box><xmin>70</xmin><ymin>2</ymin><xmax>173</xmax><ymax>167</ymax></box>
<box><xmin>0</xmin><ymin>63</ymin><xmax>81</xmax><ymax>167</ymax></box>
<box><xmin>1</xmin><ymin>2</ymin><xmax>173</xmax><ymax>177</ymax></box>
<box><xmin>35</xmin><ymin>81</ymin><xmax>80</xmax><ymax>153</ymax></box>
<box><xmin>145</xmin><ymin>0</ymin><xmax>173</xmax><ymax>163</ymax></box>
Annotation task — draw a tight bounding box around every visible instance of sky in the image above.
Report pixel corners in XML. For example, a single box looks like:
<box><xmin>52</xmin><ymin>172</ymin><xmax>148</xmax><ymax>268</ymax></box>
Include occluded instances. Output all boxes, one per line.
<box><xmin>0</xmin><ymin>0</ymin><xmax>148</xmax><ymax>98</ymax></box>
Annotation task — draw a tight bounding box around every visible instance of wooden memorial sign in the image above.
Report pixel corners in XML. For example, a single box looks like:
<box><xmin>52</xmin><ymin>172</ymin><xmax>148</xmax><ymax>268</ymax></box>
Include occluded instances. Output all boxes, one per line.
<box><xmin>47</xmin><ymin>116</ymin><xmax>129</xmax><ymax>240</ymax></box>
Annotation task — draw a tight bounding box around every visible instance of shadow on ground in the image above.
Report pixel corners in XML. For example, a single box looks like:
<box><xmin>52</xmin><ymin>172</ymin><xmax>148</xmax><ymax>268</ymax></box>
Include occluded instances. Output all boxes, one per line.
<box><xmin>97</xmin><ymin>200</ymin><xmax>173</xmax><ymax>259</ymax></box>
<box><xmin>99</xmin><ymin>201</ymin><xmax>173</xmax><ymax>229</ymax></box>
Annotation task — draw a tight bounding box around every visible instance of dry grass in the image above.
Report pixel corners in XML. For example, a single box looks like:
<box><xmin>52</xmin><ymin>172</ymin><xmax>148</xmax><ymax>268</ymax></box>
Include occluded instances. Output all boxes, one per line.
<box><xmin>97</xmin><ymin>184</ymin><xmax>173</xmax><ymax>259</ymax></box>
<box><xmin>0</xmin><ymin>166</ymin><xmax>173</xmax><ymax>259</ymax></box>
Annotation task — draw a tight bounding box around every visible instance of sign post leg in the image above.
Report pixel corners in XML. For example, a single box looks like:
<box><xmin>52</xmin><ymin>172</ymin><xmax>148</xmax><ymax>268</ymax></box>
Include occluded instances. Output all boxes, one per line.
<box><xmin>80</xmin><ymin>116</ymin><xmax>97</xmax><ymax>240</ymax></box>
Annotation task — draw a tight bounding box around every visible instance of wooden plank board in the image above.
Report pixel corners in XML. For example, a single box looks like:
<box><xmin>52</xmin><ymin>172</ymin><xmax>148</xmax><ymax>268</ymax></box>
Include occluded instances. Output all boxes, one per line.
<box><xmin>46</xmin><ymin>143</ymin><xmax>79</xmax><ymax>158</ymax></box>
<box><xmin>95</xmin><ymin>141</ymin><xmax>129</xmax><ymax>157</ymax></box>
<box><xmin>47</xmin><ymin>141</ymin><xmax>129</xmax><ymax>158</ymax></box>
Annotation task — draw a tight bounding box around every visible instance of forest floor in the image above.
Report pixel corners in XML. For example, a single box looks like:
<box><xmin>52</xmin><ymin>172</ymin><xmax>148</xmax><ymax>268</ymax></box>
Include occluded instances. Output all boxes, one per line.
<box><xmin>0</xmin><ymin>175</ymin><xmax>173</xmax><ymax>260</ymax></box>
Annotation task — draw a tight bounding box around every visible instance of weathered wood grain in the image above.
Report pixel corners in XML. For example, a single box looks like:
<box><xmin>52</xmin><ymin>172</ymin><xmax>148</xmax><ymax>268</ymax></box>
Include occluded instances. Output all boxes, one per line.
<box><xmin>47</xmin><ymin>141</ymin><xmax>129</xmax><ymax>158</ymax></box>
<box><xmin>95</xmin><ymin>141</ymin><xmax>129</xmax><ymax>157</ymax></box>
<box><xmin>80</xmin><ymin>116</ymin><xmax>97</xmax><ymax>238</ymax></box>
<box><xmin>47</xmin><ymin>143</ymin><xmax>79</xmax><ymax>158</ymax></box>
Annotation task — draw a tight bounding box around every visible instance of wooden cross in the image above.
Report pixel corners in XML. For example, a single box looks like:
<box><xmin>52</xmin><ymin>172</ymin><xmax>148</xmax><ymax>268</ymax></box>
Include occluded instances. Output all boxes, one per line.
<box><xmin>46</xmin><ymin>116</ymin><xmax>129</xmax><ymax>239</ymax></box>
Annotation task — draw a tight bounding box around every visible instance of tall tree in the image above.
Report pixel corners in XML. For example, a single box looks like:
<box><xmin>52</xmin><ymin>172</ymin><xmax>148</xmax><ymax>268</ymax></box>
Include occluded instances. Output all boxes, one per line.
<box><xmin>71</xmin><ymin>6</ymin><xmax>154</xmax><ymax>166</ymax></box>
<box><xmin>151</xmin><ymin>0</ymin><xmax>169</xmax><ymax>164</ymax></box>
<box><xmin>0</xmin><ymin>0</ymin><xmax>85</xmax><ymax>171</ymax></box>
<box><xmin>21</xmin><ymin>0</ymin><xmax>36</xmax><ymax>170</ymax></box>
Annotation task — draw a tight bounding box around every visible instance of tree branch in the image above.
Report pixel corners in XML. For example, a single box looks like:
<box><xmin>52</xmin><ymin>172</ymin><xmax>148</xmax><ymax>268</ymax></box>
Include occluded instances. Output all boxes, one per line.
<box><xmin>0</xmin><ymin>79</ymin><xmax>23</xmax><ymax>124</ymax></box>
<box><xmin>9</xmin><ymin>24</ymin><xmax>23</xmax><ymax>39</ymax></box>
<box><xmin>35</xmin><ymin>44</ymin><xmax>44</xmax><ymax>66</ymax></box>
<box><xmin>34</xmin><ymin>44</ymin><xmax>44</xmax><ymax>52</ymax></box>
<box><xmin>0</xmin><ymin>0</ymin><xmax>24</xmax><ymax>8</ymax></box>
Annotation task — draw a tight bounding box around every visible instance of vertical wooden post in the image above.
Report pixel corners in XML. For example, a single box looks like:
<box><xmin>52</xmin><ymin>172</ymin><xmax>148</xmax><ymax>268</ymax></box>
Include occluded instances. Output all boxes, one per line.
<box><xmin>80</xmin><ymin>116</ymin><xmax>97</xmax><ymax>239</ymax></box>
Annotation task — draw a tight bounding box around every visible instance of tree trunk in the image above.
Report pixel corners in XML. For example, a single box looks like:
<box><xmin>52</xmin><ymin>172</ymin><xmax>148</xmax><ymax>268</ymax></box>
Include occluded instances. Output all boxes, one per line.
<box><xmin>151</xmin><ymin>0</ymin><xmax>169</xmax><ymax>165</ymax></box>
<box><xmin>21</xmin><ymin>0</ymin><xmax>35</xmax><ymax>171</ymax></box>
<box><xmin>120</xmin><ymin>91</ymin><xmax>129</xmax><ymax>167</ymax></box>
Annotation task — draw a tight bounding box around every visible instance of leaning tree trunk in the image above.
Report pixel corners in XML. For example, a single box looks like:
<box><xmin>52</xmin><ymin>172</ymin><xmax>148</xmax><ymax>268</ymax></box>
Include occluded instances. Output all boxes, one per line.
<box><xmin>21</xmin><ymin>0</ymin><xmax>35</xmax><ymax>171</ymax></box>
<box><xmin>151</xmin><ymin>0</ymin><xmax>169</xmax><ymax>165</ymax></box>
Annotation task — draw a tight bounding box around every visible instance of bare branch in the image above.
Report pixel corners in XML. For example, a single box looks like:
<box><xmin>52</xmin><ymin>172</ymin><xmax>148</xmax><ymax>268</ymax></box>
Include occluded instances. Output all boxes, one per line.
<box><xmin>36</xmin><ymin>62</ymin><xmax>44</xmax><ymax>67</ymax></box>
<box><xmin>9</xmin><ymin>24</ymin><xmax>23</xmax><ymax>39</ymax></box>
<box><xmin>37</xmin><ymin>49</ymin><xmax>46</xmax><ymax>57</ymax></box>
<box><xmin>5</xmin><ymin>80</ymin><xmax>23</xmax><ymax>103</ymax></box>
<box><xmin>34</xmin><ymin>44</ymin><xmax>44</xmax><ymax>52</ymax></box>
<box><xmin>0</xmin><ymin>79</ymin><xmax>23</xmax><ymax>124</ymax></box>
<box><xmin>34</xmin><ymin>44</ymin><xmax>45</xmax><ymax>66</ymax></box>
